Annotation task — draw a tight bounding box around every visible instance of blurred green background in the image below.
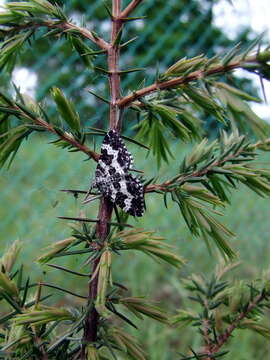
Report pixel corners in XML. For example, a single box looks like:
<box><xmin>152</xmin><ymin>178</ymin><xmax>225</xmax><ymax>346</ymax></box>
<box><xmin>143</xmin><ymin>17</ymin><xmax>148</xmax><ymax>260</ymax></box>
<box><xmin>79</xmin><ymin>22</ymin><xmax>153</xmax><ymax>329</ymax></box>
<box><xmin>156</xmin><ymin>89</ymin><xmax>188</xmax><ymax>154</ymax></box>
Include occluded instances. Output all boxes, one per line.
<box><xmin>1</xmin><ymin>0</ymin><xmax>270</xmax><ymax>359</ymax></box>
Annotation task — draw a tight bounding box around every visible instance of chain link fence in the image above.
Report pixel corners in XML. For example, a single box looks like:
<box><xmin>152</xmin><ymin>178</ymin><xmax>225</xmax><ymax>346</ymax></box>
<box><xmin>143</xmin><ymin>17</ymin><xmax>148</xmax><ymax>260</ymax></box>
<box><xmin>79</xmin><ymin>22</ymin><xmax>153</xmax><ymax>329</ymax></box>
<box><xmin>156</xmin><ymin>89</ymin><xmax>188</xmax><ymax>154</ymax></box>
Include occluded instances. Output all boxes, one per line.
<box><xmin>1</xmin><ymin>0</ymin><xmax>269</xmax><ymax>264</ymax></box>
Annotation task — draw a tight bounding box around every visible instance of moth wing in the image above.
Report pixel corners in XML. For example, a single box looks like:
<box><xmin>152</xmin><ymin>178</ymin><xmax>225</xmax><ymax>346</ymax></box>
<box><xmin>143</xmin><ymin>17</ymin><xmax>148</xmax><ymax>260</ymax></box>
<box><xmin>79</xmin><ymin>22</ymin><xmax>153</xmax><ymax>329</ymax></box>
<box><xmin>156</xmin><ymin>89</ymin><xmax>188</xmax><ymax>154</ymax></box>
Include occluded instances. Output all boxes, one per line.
<box><xmin>91</xmin><ymin>130</ymin><xmax>144</xmax><ymax>217</ymax></box>
<box><xmin>101</xmin><ymin>129</ymin><xmax>133</xmax><ymax>171</ymax></box>
<box><xmin>115</xmin><ymin>174</ymin><xmax>144</xmax><ymax>217</ymax></box>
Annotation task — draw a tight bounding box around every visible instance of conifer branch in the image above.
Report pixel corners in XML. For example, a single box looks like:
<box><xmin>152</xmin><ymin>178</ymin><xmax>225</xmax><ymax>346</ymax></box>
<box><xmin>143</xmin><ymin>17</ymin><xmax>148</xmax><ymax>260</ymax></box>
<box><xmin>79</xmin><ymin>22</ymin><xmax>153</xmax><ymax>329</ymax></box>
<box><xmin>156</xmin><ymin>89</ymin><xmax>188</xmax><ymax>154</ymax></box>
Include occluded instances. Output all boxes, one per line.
<box><xmin>1</xmin><ymin>3</ymin><xmax>110</xmax><ymax>51</ymax></box>
<box><xmin>0</xmin><ymin>20</ymin><xmax>110</xmax><ymax>50</ymax></box>
<box><xmin>120</xmin><ymin>0</ymin><xmax>144</xmax><ymax>18</ymax></box>
<box><xmin>0</xmin><ymin>94</ymin><xmax>99</xmax><ymax>161</ymax></box>
<box><xmin>145</xmin><ymin>135</ymin><xmax>270</xmax><ymax>194</ymax></box>
<box><xmin>117</xmin><ymin>51</ymin><xmax>270</xmax><ymax>108</ymax></box>
<box><xmin>209</xmin><ymin>290</ymin><xmax>268</xmax><ymax>357</ymax></box>
<box><xmin>249</xmin><ymin>137</ymin><xmax>270</xmax><ymax>151</ymax></box>
<box><xmin>81</xmin><ymin>1</ymin><xmax>122</xmax><ymax>358</ymax></box>
<box><xmin>174</xmin><ymin>266</ymin><xmax>270</xmax><ymax>360</ymax></box>
<box><xmin>63</xmin><ymin>22</ymin><xmax>110</xmax><ymax>51</ymax></box>
<box><xmin>202</xmin><ymin>319</ymin><xmax>212</xmax><ymax>360</ymax></box>
<box><xmin>144</xmin><ymin>148</ymin><xmax>243</xmax><ymax>194</ymax></box>
<box><xmin>38</xmin><ymin>118</ymin><xmax>100</xmax><ymax>161</ymax></box>
<box><xmin>1</xmin><ymin>2</ymin><xmax>270</xmax><ymax>359</ymax></box>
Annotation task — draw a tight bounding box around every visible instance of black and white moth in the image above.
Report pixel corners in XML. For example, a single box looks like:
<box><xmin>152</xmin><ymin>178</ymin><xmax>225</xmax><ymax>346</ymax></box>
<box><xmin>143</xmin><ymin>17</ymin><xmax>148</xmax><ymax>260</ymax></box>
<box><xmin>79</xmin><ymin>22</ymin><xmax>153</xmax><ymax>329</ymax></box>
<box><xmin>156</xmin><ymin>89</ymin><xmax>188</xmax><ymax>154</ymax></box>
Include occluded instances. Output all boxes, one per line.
<box><xmin>86</xmin><ymin>130</ymin><xmax>145</xmax><ymax>217</ymax></box>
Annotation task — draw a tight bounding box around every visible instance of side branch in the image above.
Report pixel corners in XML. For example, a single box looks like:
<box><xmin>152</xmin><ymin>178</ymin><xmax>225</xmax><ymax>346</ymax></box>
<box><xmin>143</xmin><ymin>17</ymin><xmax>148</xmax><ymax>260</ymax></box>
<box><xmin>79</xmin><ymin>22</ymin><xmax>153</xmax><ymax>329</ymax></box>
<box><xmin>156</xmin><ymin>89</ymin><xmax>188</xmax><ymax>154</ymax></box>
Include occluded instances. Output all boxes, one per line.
<box><xmin>19</xmin><ymin>108</ymin><xmax>99</xmax><ymax>161</ymax></box>
<box><xmin>144</xmin><ymin>148</ymin><xmax>242</xmax><ymax>194</ymax></box>
<box><xmin>117</xmin><ymin>54</ymin><xmax>265</xmax><ymax>108</ymax></box>
<box><xmin>120</xmin><ymin>0</ymin><xmax>144</xmax><ymax>18</ymax></box>
<box><xmin>202</xmin><ymin>319</ymin><xmax>212</xmax><ymax>360</ymax></box>
<box><xmin>63</xmin><ymin>22</ymin><xmax>110</xmax><ymax>51</ymax></box>
<box><xmin>7</xmin><ymin>20</ymin><xmax>110</xmax><ymax>51</ymax></box>
<box><xmin>35</xmin><ymin>118</ymin><xmax>100</xmax><ymax>161</ymax></box>
<box><xmin>144</xmin><ymin>136</ymin><xmax>270</xmax><ymax>194</ymax></box>
<box><xmin>210</xmin><ymin>290</ymin><xmax>267</xmax><ymax>355</ymax></box>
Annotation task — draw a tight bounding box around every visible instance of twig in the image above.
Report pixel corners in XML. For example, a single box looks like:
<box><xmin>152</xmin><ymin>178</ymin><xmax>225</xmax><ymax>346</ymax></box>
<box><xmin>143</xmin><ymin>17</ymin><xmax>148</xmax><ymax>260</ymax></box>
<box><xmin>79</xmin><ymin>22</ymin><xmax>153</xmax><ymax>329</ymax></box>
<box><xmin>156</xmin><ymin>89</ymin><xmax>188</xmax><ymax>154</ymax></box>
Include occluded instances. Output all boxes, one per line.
<box><xmin>81</xmin><ymin>2</ymin><xmax>122</xmax><ymax>358</ymax></box>
<box><xmin>120</xmin><ymin>0</ymin><xmax>144</xmax><ymax>18</ymax></box>
<box><xmin>108</xmin><ymin>0</ymin><xmax>122</xmax><ymax>131</ymax></box>
<box><xmin>210</xmin><ymin>291</ymin><xmax>267</xmax><ymax>355</ymax></box>
<box><xmin>249</xmin><ymin>137</ymin><xmax>270</xmax><ymax>150</ymax></box>
<box><xmin>117</xmin><ymin>54</ymin><xmax>264</xmax><ymax>108</ymax></box>
<box><xmin>16</xmin><ymin>106</ymin><xmax>100</xmax><ymax>161</ymax></box>
<box><xmin>33</xmin><ymin>334</ymin><xmax>48</xmax><ymax>360</ymax></box>
<box><xmin>35</xmin><ymin>118</ymin><xmax>99</xmax><ymax>161</ymax></box>
<box><xmin>81</xmin><ymin>257</ymin><xmax>100</xmax><ymax>355</ymax></box>
<box><xmin>144</xmin><ymin>145</ymin><xmax>247</xmax><ymax>193</ymax></box>
<box><xmin>63</xmin><ymin>22</ymin><xmax>110</xmax><ymax>51</ymax></box>
<box><xmin>9</xmin><ymin>20</ymin><xmax>110</xmax><ymax>51</ymax></box>
<box><xmin>202</xmin><ymin>319</ymin><xmax>214</xmax><ymax>360</ymax></box>
<box><xmin>81</xmin><ymin>199</ymin><xmax>113</xmax><ymax>360</ymax></box>
<box><xmin>145</xmin><ymin>136</ymin><xmax>270</xmax><ymax>194</ymax></box>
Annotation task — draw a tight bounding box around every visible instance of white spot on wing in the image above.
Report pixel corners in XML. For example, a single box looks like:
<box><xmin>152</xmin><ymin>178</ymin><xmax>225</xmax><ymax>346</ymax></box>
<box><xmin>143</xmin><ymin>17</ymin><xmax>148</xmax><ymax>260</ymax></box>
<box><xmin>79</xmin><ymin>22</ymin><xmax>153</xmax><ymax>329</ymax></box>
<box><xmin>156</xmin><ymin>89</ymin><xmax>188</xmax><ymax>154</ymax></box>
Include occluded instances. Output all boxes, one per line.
<box><xmin>93</xmin><ymin>130</ymin><xmax>144</xmax><ymax>216</ymax></box>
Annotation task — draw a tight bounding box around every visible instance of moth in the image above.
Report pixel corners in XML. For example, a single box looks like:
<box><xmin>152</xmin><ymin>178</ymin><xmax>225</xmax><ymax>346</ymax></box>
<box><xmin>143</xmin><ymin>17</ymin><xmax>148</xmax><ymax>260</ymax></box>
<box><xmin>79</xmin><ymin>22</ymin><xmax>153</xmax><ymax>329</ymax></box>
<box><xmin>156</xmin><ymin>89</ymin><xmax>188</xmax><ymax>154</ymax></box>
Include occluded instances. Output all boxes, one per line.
<box><xmin>85</xmin><ymin>129</ymin><xmax>145</xmax><ymax>217</ymax></box>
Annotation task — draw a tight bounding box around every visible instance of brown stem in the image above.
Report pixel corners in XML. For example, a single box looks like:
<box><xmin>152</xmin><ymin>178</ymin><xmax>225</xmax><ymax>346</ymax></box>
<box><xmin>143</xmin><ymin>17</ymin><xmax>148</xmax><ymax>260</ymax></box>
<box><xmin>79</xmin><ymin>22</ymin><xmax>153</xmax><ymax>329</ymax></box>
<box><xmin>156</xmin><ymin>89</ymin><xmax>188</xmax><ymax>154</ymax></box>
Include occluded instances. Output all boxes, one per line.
<box><xmin>208</xmin><ymin>291</ymin><xmax>267</xmax><ymax>356</ymax></box>
<box><xmin>82</xmin><ymin>258</ymin><xmax>99</xmax><ymax>344</ymax></box>
<box><xmin>108</xmin><ymin>0</ymin><xmax>122</xmax><ymax>131</ymax></box>
<box><xmin>81</xmin><ymin>2</ymin><xmax>122</xmax><ymax>358</ymax></box>
<box><xmin>249</xmin><ymin>137</ymin><xmax>270</xmax><ymax>150</ymax></box>
<box><xmin>202</xmin><ymin>319</ymin><xmax>214</xmax><ymax>360</ymax></box>
<box><xmin>12</xmin><ymin>20</ymin><xmax>110</xmax><ymax>51</ymax></box>
<box><xmin>120</xmin><ymin>0</ymin><xmax>144</xmax><ymax>18</ymax></box>
<box><xmin>144</xmin><ymin>143</ymin><xmax>249</xmax><ymax>193</ymax></box>
<box><xmin>63</xmin><ymin>22</ymin><xmax>109</xmax><ymax>51</ymax></box>
<box><xmin>117</xmin><ymin>54</ymin><xmax>262</xmax><ymax>108</ymax></box>
<box><xmin>36</xmin><ymin>118</ymin><xmax>99</xmax><ymax>161</ymax></box>
<box><xmin>198</xmin><ymin>291</ymin><xmax>269</xmax><ymax>359</ymax></box>
<box><xmin>1</xmin><ymin>98</ymin><xmax>99</xmax><ymax>161</ymax></box>
<box><xmin>81</xmin><ymin>199</ymin><xmax>113</xmax><ymax>359</ymax></box>
<box><xmin>34</xmin><ymin>334</ymin><xmax>49</xmax><ymax>360</ymax></box>
<box><xmin>17</xmin><ymin>110</ymin><xmax>100</xmax><ymax>161</ymax></box>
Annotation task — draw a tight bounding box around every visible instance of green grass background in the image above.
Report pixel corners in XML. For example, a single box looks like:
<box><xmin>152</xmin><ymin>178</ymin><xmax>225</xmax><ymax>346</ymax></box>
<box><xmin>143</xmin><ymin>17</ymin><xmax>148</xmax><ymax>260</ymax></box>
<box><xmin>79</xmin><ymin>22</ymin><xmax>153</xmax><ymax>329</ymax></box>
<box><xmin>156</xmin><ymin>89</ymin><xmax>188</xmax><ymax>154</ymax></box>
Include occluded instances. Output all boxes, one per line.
<box><xmin>1</xmin><ymin>134</ymin><xmax>270</xmax><ymax>359</ymax></box>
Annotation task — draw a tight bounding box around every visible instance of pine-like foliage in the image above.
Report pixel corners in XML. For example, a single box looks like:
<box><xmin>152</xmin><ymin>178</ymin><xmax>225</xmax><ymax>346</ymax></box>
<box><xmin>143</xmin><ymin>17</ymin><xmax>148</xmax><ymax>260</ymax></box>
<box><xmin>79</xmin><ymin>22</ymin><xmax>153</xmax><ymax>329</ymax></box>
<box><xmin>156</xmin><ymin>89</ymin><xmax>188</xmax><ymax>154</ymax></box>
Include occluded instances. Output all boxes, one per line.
<box><xmin>172</xmin><ymin>262</ymin><xmax>270</xmax><ymax>359</ymax></box>
<box><xmin>0</xmin><ymin>1</ymin><xmax>270</xmax><ymax>359</ymax></box>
